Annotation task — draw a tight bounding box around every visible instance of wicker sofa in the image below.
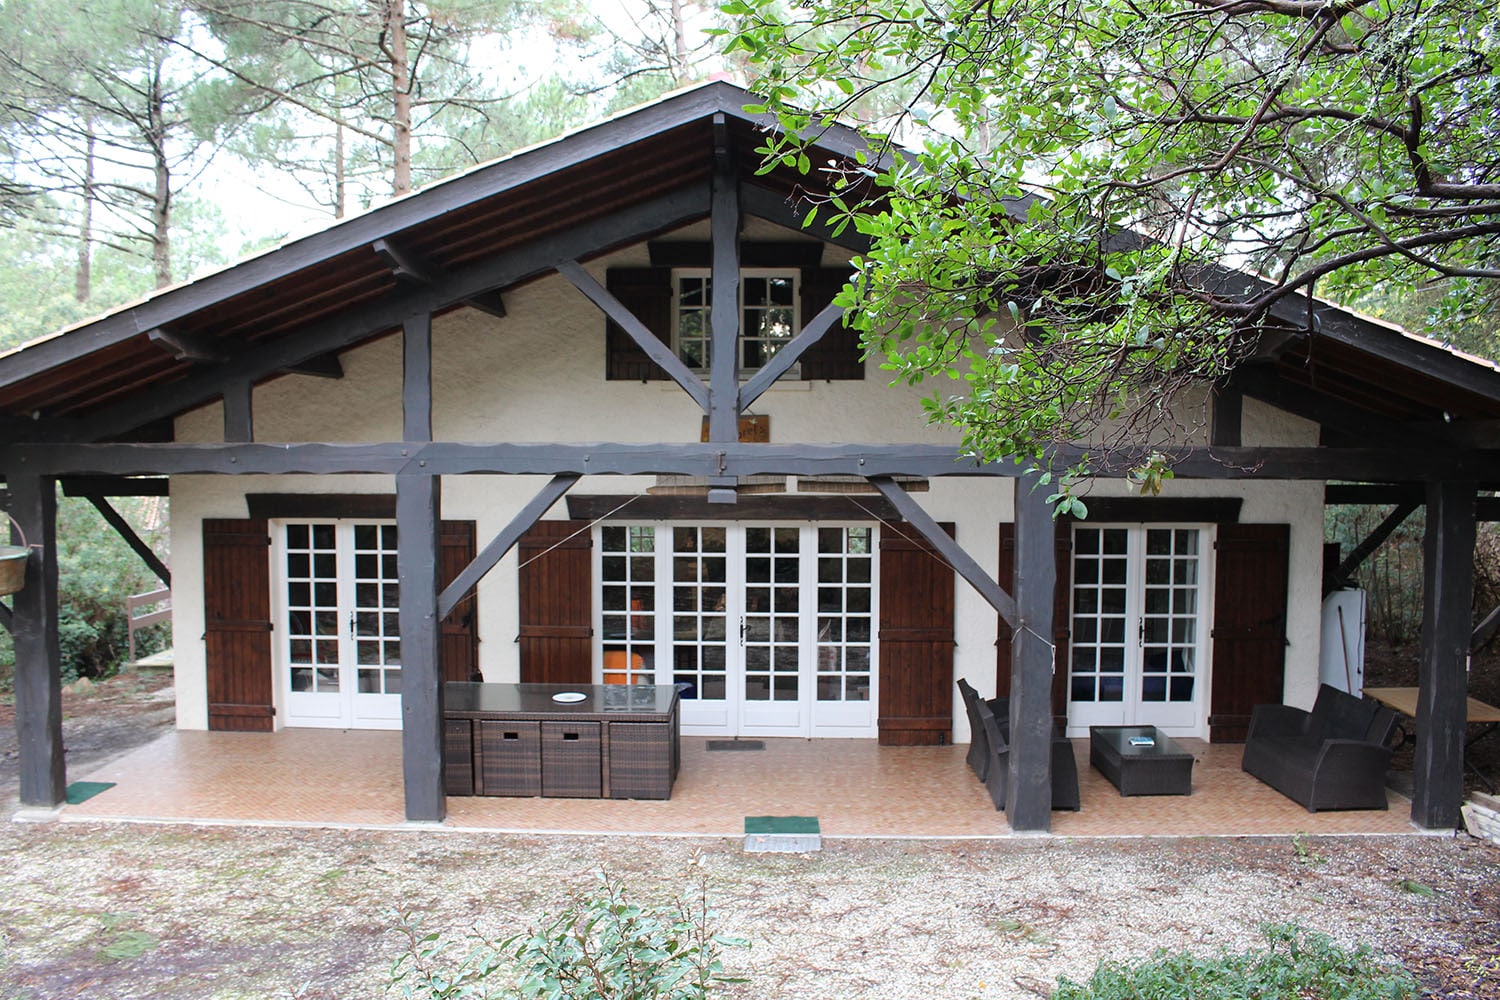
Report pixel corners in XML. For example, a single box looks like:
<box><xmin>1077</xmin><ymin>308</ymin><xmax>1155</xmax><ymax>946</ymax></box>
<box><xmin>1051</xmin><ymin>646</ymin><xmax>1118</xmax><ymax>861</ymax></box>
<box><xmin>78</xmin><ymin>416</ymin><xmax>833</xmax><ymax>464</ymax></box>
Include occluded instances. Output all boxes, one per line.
<box><xmin>1240</xmin><ymin>683</ymin><xmax>1399</xmax><ymax>811</ymax></box>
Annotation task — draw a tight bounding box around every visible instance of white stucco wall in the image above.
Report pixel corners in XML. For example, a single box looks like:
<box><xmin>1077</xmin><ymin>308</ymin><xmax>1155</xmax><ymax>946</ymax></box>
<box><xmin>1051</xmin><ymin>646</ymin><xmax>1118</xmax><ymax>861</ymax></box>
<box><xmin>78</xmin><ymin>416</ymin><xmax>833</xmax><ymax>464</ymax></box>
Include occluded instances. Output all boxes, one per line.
<box><xmin>170</xmin><ymin>222</ymin><xmax>1325</xmax><ymax>738</ymax></box>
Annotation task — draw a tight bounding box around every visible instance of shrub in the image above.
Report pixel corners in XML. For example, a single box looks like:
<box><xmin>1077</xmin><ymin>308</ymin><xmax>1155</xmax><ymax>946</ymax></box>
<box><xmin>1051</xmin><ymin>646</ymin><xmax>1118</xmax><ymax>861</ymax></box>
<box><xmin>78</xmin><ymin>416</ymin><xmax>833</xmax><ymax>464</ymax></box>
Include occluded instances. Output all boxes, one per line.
<box><xmin>1053</xmin><ymin>923</ymin><xmax>1415</xmax><ymax>999</ymax></box>
<box><xmin>389</xmin><ymin>869</ymin><xmax>747</xmax><ymax>1000</ymax></box>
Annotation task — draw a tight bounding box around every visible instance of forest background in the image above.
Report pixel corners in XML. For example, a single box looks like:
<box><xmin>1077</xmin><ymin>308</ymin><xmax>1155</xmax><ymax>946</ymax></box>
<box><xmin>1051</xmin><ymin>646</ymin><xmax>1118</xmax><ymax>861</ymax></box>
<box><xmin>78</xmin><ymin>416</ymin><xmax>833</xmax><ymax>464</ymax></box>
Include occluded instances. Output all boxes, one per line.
<box><xmin>0</xmin><ymin>0</ymin><xmax>1495</xmax><ymax>682</ymax></box>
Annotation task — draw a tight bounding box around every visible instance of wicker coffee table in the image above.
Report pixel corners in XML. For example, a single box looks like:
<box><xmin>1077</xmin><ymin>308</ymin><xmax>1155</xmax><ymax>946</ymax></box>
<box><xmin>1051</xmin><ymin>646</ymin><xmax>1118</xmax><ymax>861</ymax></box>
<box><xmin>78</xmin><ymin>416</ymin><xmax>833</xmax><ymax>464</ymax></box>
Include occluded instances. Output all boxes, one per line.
<box><xmin>1090</xmin><ymin>725</ymin><xmax>1195</xmax><ymax>796</ymax></box>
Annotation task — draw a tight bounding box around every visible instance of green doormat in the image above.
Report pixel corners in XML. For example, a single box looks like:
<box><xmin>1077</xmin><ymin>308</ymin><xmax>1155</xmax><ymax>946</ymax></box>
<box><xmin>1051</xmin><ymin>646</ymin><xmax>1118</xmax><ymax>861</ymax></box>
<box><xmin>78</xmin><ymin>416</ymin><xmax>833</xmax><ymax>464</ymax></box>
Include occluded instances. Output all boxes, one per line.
<box><xmin>65</xmin><ymin>781</ymin><xmax>116</xmax><ymax>805</ymax></box>
<box><xmin>744</xmin><ymin>816</ymin><xmax>821</xmax><ymax>853</ymax></box>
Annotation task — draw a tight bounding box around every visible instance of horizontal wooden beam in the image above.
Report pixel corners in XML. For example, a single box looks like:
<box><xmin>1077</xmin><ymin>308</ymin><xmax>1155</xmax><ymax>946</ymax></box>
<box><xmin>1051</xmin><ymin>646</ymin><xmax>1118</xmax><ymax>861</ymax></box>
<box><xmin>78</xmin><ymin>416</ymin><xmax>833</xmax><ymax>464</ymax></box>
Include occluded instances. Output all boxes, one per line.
<box><xmin>59</xmin><ymin>476</ymin><xmax>169</xmax><ymax>497</ymax></box>
<box><xmin>9</xmin><ymin>441</ymin><xmax>1500</xmax><ymax>483</ymax></box>
<box><xmin>567</xmin><ymin>493</ymin><xmax>902</xmax><ymax>522</ymax></box>
<box><xmin>1325</xmin><ymin>484</ymin><xmax>1500</xmax><ymax>520</ymax></box>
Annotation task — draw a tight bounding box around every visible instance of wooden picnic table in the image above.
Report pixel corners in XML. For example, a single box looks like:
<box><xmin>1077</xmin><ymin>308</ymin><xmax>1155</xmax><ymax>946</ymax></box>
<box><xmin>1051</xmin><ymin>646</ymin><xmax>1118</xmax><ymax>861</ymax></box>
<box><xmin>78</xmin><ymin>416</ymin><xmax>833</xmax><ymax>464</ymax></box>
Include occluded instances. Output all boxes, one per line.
<box><xmin>1364</xmin><ymin>686</ymin><xmax>1500</xmax><ymax>792</ymax></box>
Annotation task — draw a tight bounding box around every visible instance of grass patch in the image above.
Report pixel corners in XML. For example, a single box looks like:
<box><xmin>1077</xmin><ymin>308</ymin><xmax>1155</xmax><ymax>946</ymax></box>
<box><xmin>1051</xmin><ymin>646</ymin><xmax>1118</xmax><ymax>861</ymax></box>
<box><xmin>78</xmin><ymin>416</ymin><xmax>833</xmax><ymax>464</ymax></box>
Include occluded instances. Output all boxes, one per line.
<box><xmin>1053</xmin><ymin>923</ymin><xmax>1415</xmax><ymax>999</ymax></box>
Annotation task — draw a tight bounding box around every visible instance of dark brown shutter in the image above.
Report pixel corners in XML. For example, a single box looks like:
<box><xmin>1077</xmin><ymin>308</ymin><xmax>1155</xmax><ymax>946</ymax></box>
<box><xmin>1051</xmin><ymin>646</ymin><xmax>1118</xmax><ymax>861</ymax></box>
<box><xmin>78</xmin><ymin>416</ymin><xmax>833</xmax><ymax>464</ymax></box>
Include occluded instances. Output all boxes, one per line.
<box><xmin>994</xmin><ymin>522</ymin><xmax>1072</xmax><ymax>725</ymax></box>
<box><xmin>878</xmin><ymin>523</ymin><xmax>956</xmax><ymax>745</ymax></box>
<box><xmin>605</xmin><ymin>267</ymin><xmax>673</xmax><ymax>381</ymax></box>
<box><xmin>517</xmin><ymin>520</ymin><xmax>593</xmax><ymax>684</ymax></box>
<box><xmin>439</xmin><ymin>519</ymin><xmax>479</xmax><ymax>683</ymax></box>
<box><xmin>203</xmin><ymin>518</ymin><xmax>274</xmax><ymax>732</ymax></box>
<box><xmin>798</xmin><ymin>267</ymin><xmax>864</xmax><ymax>381</ymax></box>
<box><xmin>1209</xmin><ymin>523</ymin><xmax>1290</xmax><ymax>742</ymax></box>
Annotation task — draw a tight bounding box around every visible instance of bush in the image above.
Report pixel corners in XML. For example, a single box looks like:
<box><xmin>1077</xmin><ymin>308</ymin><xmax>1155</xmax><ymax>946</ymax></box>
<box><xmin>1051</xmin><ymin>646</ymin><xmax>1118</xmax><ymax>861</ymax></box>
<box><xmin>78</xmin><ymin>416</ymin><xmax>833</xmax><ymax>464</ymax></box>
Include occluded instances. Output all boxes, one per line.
<box><xmin>389</xmin><ymin>869</ymin><xmax>747</xmax><ymax>1000</ymax></box>
<box><xmin>1053</xmin><ymin>923</ymin><xmax>1415</xmax><ymax>999</ymax></box>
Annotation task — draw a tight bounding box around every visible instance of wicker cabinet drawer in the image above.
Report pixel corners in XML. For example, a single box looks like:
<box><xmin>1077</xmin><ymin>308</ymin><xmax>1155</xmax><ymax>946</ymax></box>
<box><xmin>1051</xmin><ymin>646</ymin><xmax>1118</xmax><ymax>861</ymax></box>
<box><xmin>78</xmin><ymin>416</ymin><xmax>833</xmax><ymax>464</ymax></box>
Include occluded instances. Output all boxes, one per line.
<box><xmin>541</xmin><ymin>721</ymin><xmax>602</xmax><ymax>797</ymax></box>
<box><xmin>444</xmin><ymin>719</ymin><xmax>475</xmax><ymax>796</ymax></box>
<box><xmin>607</xmin><ymin>722</ymin><xmax>674</xmax><ymax>800</ymax></box>
<box><xmin>479</xmin><ymin>720</ymin><xmax>541</xmax><ymax>796</ymax></box>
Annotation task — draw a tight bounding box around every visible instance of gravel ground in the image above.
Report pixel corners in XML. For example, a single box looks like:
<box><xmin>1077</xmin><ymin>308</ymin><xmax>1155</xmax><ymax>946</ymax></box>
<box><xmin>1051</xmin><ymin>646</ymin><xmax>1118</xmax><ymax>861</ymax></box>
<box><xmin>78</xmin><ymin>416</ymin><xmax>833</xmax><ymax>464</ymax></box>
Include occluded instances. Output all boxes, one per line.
<box><xmin>0</xmin><ymin>822</ymin><xmax>1496</xmax><ymax>999</ymax></box>
<box><xmin>2</xmin><ymin>674</ymin><xmax>1498</xmax><ymax>999</ymax></box>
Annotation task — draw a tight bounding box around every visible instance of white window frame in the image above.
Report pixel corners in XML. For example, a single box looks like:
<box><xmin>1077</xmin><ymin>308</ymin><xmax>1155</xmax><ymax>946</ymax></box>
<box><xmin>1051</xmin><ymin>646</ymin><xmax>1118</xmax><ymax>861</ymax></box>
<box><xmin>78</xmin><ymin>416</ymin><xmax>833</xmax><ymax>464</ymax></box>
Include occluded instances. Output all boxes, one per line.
<box><xmin>671</xmin><ymin>268</ymin><xmax>801</xmax><ymax>375</ymax></box>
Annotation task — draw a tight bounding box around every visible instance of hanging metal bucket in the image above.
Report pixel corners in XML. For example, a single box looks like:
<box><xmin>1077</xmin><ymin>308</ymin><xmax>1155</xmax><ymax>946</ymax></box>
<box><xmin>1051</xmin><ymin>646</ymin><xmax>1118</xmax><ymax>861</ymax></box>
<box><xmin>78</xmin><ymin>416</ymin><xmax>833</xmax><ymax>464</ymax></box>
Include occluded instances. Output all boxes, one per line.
<box><xmin>0</xmin><ymin>515</ymin><xmax>31</xmax><ymax>596</ymax></box>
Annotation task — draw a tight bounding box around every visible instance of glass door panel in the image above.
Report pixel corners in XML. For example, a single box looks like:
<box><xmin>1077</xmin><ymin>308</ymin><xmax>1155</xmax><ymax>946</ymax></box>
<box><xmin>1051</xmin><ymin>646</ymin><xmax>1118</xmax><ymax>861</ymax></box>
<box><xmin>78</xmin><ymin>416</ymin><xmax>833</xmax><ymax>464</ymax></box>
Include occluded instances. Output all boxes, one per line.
<box><xmin>739</xmin><ymin>526</ymin><xmax>804</xmax><ymax>734</ymax></box>
<box><xmin>279</xmin><ymin>520</ymin><xmax>402</xmax><ymax>730</ymax></box>
<box><xmin>671</xmin><ymin>526</ymin><xmax>731</xmax><ymax>730</ymax></box>
<box><xmin>1066</xmin><ymin>524</ymin><xmax>1208</xmax><ymax>737</ymax></box>
<box><xmin>811</xmin><ymin>526</ymin><xmax>877</xmax><ymax>732</ymax></box>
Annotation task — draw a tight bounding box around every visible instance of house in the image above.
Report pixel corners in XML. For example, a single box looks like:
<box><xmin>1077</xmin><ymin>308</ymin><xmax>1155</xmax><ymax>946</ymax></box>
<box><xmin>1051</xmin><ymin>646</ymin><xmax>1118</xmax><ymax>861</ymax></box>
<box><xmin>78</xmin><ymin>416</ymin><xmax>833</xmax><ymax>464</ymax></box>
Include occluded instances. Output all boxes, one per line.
<box><xmin>1</xmin><ymin>81</ymin><xmax>1495</xmax><ymax>832</ymax></box>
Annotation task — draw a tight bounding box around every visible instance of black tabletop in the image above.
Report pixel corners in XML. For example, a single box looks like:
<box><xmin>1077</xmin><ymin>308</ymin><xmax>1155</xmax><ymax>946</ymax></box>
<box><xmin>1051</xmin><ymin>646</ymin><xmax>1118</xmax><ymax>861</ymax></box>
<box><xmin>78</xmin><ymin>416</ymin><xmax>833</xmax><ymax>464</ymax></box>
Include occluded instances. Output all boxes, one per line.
<box><xmin>444</xmin><ymin>682</ymin><xmax>678</xmax><ymax>720</ymax></box>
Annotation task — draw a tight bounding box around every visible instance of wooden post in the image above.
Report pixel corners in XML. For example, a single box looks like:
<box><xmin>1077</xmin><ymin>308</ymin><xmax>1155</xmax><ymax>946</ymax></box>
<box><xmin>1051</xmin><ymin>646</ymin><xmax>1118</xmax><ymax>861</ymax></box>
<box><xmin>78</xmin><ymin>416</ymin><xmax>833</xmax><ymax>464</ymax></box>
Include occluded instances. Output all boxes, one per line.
<box><xmin>1007</xmin><ymin>477</ymin><xmax>1056</xmax><ymax>830</ymax></box>
<box><xmin>397</xmin><ymin>470</ymin><xmax>444</xmax><ymax>822</ymax></box>
<box><xmin>403</xmin><ymin>312</ymin><xmax>432</xmax><ymax>442</ymax></box>
<box><xmin>706</xmin><ymin>113</ymin><xmax>741</xmax><ymax>507</ymax></box>
<box><xmin>9</xmin><ymin>475</ymin><xmax>66</xmax><ymax>808</ymax></box>
<box><xmin>223</xmin><ymin>380</ymin><xmax>253</xmax><ymax>443</ymax></box>
<box><xmin>1413</xmin><ymin>480</ymin><xmax>1476</xmax><ymax>828</ymax></box>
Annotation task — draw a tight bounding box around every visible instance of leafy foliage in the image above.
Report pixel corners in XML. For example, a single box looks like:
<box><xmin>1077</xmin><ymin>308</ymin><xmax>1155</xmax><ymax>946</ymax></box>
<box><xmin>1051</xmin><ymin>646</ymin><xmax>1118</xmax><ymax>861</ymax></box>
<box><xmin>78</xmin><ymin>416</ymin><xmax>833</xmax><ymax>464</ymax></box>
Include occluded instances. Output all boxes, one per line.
<box><xmin>389</xmin><ymin>869</ymin><xmax>747</xmax><ymax>1000</ymax></box>
<box><xmin>1052</xmin><ymin>922</ymin><xmax>1416</xmax><ymax>999</ymax></box>
<box><xmin>724</xmin><ymin>0</ymin><xmax>1500</xmax><ymax>476</ymax></box>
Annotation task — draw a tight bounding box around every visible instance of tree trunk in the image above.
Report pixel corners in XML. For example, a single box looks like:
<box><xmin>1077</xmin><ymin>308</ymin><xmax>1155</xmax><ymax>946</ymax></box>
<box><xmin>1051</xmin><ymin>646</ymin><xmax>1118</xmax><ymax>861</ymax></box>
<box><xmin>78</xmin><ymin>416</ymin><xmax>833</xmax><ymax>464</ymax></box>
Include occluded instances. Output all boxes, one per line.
<box><xmin>76</xmin><ymin>124</ymin><xmax>94</xmax><ymax>304</ymax></box>
<box><xmin>148</xmin><ymin>54</ymin><xmax>172</xmax><ymax>288</ymax></box>
<box><xmin>334</xmin><ymin>121</ymin><xmax>346</xmax><ymax>219</ymax></box>
<box><xmin>387</xmin><ymin>0</ymin><xmax>412</xmax><ymax>197</ymax></box>
<box><xmin>671</xmin><ymin>0</ymin><xmax>688</xmax><ymax>82</ymax></box>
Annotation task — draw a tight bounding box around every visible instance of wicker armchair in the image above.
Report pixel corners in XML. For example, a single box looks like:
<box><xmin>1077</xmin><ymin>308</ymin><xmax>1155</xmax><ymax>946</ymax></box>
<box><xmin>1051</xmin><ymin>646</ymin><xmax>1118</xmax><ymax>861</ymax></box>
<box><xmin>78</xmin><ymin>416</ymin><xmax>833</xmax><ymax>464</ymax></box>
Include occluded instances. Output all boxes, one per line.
<box><xmin>975</xmin><ymin>700</ymin><xmax>1081</xmax><ymax>812</ymax></box>
<box><xmin>1241</xmin><ymin>683</ymin><xmax>1398</xmax><ymax>812</ymax></box>
<box><xmin>957</xmin><ymin>678</ymin><xmax>1007</xmax><ymax>781</ymax></box>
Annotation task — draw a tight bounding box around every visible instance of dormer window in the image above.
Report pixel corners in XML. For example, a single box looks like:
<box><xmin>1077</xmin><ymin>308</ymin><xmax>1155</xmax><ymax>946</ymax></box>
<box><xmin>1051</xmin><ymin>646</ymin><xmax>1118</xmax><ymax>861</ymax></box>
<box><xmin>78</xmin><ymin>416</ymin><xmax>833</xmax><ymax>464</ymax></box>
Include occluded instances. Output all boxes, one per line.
<box><xmin>674</xmin><ymin>269</ymin><xmax>799</xmax><ymax>373</ymax></box>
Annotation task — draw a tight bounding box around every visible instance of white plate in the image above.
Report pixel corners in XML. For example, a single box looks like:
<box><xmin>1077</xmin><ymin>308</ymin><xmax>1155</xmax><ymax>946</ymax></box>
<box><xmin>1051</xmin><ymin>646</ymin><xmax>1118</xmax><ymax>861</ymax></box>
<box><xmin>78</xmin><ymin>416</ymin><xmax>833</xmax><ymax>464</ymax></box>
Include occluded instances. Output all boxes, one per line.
<box><xmin>552</xmin><ymin>691</ymin><xmax>587</xmax><ymax>703</ymax></box>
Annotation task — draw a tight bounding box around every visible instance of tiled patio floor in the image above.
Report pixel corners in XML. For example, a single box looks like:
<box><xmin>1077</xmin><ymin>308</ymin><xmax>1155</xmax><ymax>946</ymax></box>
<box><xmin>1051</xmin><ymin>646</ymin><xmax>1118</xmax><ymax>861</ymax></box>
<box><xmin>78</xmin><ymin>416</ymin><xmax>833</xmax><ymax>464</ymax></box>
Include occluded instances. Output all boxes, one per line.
<box><xmin>60</xmin><ymin>730</ymin><xmax>1421</xmax><ymax>838</ymax></box>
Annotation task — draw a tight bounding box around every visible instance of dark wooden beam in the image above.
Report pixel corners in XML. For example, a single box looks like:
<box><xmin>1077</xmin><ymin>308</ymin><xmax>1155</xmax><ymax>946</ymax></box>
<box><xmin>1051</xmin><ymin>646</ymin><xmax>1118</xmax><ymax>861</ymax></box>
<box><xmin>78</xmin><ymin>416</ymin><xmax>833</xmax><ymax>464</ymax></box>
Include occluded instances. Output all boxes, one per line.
<box><xmin>868</xmin><ymin>476</ymin><xmax>1016</xmax><ymax>624</ymax></box>
<box><xmin>648</xmin><ymin>240</ymin><xmax>823</xmax><ymax>268</ymax></box>
<box><xmin>1323</xmin><ymin>500</ymin><xmax>1419</xmax><ymax>595</ymax></box>
<box><xmin>403</xmin><ymin>313</ymin><xmax>432</xmax><ymax>443</ymax></box>
<box><xmin>556</xmin><ymin>259</ymin><xmax>710</xmax><ymax>410</ymax></box>
<box><xmin>223</xmin><ymin>380</ymin><xmax>253</xmax><ymax>443</ymax></box>
<box><xmin>1211</xmin><ymin>381</ymin><xmax>1242</xmax><ymax>447</ymax></box>
<box><xmin>1471</xmin><ymin>601</ymin><xmax>1500</xmax><ymax>655</ymax></box>
<box><xmin>397</xmin><ymin>471</ymin><xmax>445</xmax><ymax>822</ymax></box>
<box><xmin>437</xmin><ymin>474</ymin><xmax>579</xmax><ymax>620</ymax></box>
<box><xmin>1325</xmin><ymin>484</ymin><xmax>1500</xmax><ymax>520</ymax></box>
<box><xmin>13</xmin><ymin>441</ymin><xmax>1500</xmax><ymax>483</ymax></box>
<box><xmin>245</xmin><ymin>493</ymin><xmax>396</xmax><ymax>519</ymax></box>
<box><xmin>147</xmin><ymin>328</ymin><xmax>228</xmax><ymax>363</ymax></box>
<box><xmin>1237</xmin><ymin>367</ymin><xmax>1434</xmax><ymax>449</ymax></box>
<box><xmin>708</xmin><ymin>114</ymin><xmax>743</xmax><ymax>448</ymax></box>
<box><xmin>32</xmin><ymin>186</ymin><xmax>711</xmax><ymax>444</ymax></box>
<box><xmin>1006</xmin><ymin>477</ymin><xmax>1056</xmax><ymax>830</ymax></box>
<box><xmin>60</xmin><ymin>476</ymin><xmax>169</xmax><ymax>497</ymax></box>
<box><xmin>566</xmin><ymin>493</ymin><xmax>902</xmax><ymax>522</ymax></box>
<box><xmin>280</xmin><ymin>353</ymin><xmax>344</xmax><ymax>379</ymax></box>
<box><xmin>738</xmin><ymin>298</ymin><xmax>844</xmax><ymax>410</ymax></box>
<box><xmin>1412</xmin><ymin>480</ymin><xmax>1476</xmax><ymax>829</ymax></box>
<box><xmin>1071</xmin><ymin>497</ymin><xmax>1242</xmax><ymax>523</ymax></box>
<box><xmin>8</xmin><ymin>475</ymin><xmax>65</xmax><ymax>808</ymax></box>
<box><xmin>0</xmin><ymin>598</ymin><xmax>10</xmax><ymax>632</ymax></box>
<box><xmin>82</xmin><ymin>494</ymin><xmax>170</xmax><ymax>587</ymax></box>
<box><xmin>374</xmin><ymin>238</ymin><xmax>506</xmax><ymax>318</ymax></box>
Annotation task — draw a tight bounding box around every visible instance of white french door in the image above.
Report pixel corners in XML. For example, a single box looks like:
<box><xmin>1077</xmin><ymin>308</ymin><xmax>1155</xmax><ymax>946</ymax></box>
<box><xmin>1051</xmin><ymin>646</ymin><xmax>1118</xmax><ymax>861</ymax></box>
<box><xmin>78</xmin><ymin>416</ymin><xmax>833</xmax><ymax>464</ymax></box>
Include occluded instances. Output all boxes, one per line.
<box><xmin>1066</xmin><ymin>525</ymin><xmax>1211</xmax><ymax>738</ymax></box>
<box><xmin>277</xmin><ymin>521</ymin><xmax>404</xmax><ymax>730</ymax></box>
<box><xmin>596</xmin><ymin>523</ymin><xmax>878</xmax><ymax>738</ymax></box>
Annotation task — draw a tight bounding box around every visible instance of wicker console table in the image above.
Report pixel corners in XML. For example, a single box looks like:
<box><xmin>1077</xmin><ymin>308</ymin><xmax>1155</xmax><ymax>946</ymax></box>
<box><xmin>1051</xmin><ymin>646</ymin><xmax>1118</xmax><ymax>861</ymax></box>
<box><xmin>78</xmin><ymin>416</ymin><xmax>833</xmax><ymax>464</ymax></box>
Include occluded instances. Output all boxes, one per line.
<box><xmin>443</xmin><ymin>682</ymin><xmax>681</xmax><ymax>800</ymax></box>
<box><xmin>1089</xmin><ymin>725</ymin><xmax>1195</xmax><ymax>796</ymax></box>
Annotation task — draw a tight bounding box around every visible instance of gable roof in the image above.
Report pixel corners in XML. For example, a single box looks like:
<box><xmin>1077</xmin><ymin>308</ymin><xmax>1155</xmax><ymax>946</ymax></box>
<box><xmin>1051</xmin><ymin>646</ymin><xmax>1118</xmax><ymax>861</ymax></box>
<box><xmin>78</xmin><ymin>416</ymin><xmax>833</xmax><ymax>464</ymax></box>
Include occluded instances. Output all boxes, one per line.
<box><xmin>3</xmin><ymin>79</ymin><xmax>1500</xmax><ymax>442</ymax></box>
